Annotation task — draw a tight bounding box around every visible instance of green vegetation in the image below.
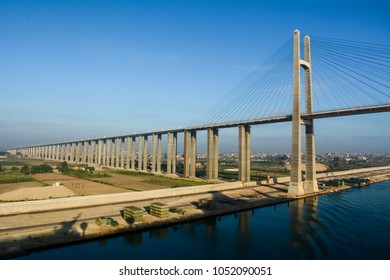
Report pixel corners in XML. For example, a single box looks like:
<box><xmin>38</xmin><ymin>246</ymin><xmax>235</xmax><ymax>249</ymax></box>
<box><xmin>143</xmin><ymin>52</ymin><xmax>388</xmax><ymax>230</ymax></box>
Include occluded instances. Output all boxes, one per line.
<box><xmin>319</xmin><ymin>157</ymin><xmax>387</xmax><ymax>172</ymax></box>
<box><xmin>20</xmin><ymin>165</ymin><xmax>30</xmax><ymax>175</ymax></box>
<box><xmin>0</xmin><ymin>171</ymin><xmax>32</xmax><ymax>184</ymax></box>
<box><xmin>31</xmin><ymin>164</ymin><xmax>53</xmax><ymax>174</ymax></box>
<box><xmin>113</xmin><ymin>169</ymin><xmax>204</xmax><ymax>187</ymax></box>
<box><xmin>57</xmin><ymin>162</ymin><xmax>110</xmax><ymax>179</ymax></box>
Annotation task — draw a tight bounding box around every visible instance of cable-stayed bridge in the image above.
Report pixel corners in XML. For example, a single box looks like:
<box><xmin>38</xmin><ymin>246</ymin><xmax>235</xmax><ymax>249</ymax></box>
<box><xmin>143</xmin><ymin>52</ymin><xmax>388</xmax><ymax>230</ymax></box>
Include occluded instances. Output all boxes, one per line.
<box><xmin>12</xmin><ymin>30</ymin><xmax>390</xmax><ymax>195</ymax></box>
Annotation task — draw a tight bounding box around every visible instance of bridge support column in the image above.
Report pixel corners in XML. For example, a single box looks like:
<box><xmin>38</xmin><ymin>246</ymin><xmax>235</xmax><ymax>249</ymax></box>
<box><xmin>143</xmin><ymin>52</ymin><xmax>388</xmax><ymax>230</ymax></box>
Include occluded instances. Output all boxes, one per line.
<box><xmin>55</xmin><ymin>145</ymin><xmax>59</xmax><ymax>161</ymax></box>
<box><xmin>43</xmin><ymin>146</ymin><xmax>47</xmax><ymax>160</ymax></box>
<box><xmin>143</xmin><ymin>136</ymin><xmax>148</xmax><ymax>172</ymax></box>
<box><xmin>115</xmin><ymin>138</ymin><xmax>120</xmax><ymax>168</ymax></box>
<box><xmin>120</xmin><ymin>138</ymin><xmax>125</xmax><ymax>168</ymax></box>
<box><xmin>172</xmin><ymin>133</ymin><xmax>177</xmax><ymax>174</ymax></box>
<box><xmin>126</xmin><ymin>137</ymin><xmax>131</xmax><ymax>169</ymax></box>
<box><xmin>183</xmin><ymin>131</ymin><xmax>190</xmax><ymax>177</ymax></box>
<box><xmin>107</xmin><ymin>140</ymin><xmax>112</xmax><ymax>167</ymax></box>
<box><xmin>303</xmin><ymin>35</ymin><xmax>318</xmax><ymax>193</ymax></box>
<box><xmin>207</xmin><ymin>128</ymin><xmax>219</xmax><ymax>180</ymax></box>
<box><xmin>97</xmin><ymin>140</ymin><xmax>102</xmax><ymax>166</ymax></box>
<box><xmin>138</xmin><ymin>136</ymin><xmax>143</xmax><ymax>171</ymax></box>
<box><xmin>74</xmin><ymin>143</ymin><xmax>79</xmax><ymax>163</ymax></box>
<box><xmin>190</xmin><ymin>131</ymin><xmax>196</xmax><ymax>177</ymax></box>
<box><xmin>81</xmin><ymin>141</ymin><xmax>86</xmax><ymax>164</ymax></box>
<box><xmin>89</xmin><ymin>141</ymin><xmax>94</xmax><ymax>165</ymax></box>
<box><xmin>213</xmin><ymin>129</ymin><xmax>219</xmax><ymax>179</ymax></box>
<box><xmin>167</xmin><ymin>132</ymin><xmax>173</xmax><ymax>174</ymax></box>
<box><xmin>71</xmin><ymin>143</ymin><xmax>76</xmax><ymax>163</ymax></box>
<box><xmin>102</xmin><ymin>140</ymin><xmax>107</xmax><ymax>166</ymax></box>
<box><xmin>131</xmin><ymin>137</ymin><xmax>136</xmax><ymax>170</ymax></box>
<box><xmin>157</xmin><ymin>134</ymin><xmax>162</xmax><ymax>173</ymax></box>
<box><xmin>238</xmin><ymin>125</ymin><xmax>250</xmax><ymax>182</ymax></box>
<box><xmin>59</xmin><ymin>145</ymin><xmax>64</xmax><ymax>161</ymax></box>
<box><xmin>109</xmin><ymin>139</ymin><xmax>115</xmax><ymax>167</ymax></box>
<box><xmin>289</xmin><ymin>30</ymin><xmax>305</xmax><ymax>195</ymax></box>
<box><xmin>151</xmin><ymin>134</ymin><xmax>157</xmax><ymax>172</ymax></box>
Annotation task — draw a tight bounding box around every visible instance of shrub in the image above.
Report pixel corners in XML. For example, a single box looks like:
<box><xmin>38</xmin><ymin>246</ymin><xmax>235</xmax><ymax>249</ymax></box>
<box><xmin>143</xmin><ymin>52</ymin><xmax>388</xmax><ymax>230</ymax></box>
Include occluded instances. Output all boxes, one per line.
<box><xmin>57</xmin><ymin>161</ymin><xmax>69</xmax><ymax>173</ymax></box>
<box><xmin>31</xmin><ymin>164</ymin><xmax>53</xmax><ymax>174</ymax></box>
<box><xmin>20</xmin><ymin>165</ymin><xmax>30</xmax><ymax>175</ymax></box>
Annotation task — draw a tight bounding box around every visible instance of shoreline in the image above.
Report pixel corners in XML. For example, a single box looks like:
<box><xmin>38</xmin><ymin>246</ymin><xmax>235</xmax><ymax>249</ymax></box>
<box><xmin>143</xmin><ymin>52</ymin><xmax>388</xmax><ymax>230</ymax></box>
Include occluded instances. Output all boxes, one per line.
<box><xmin>1</xmin><ymin>167</ymin><xmax>389</xmax><ymax>259</ymax></box>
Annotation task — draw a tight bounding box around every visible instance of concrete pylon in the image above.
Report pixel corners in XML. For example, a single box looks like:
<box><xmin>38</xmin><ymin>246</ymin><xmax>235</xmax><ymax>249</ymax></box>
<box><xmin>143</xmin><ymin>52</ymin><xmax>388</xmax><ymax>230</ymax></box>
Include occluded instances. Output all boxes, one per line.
<box><xmin>120</xmin><ymin>138</ymin><xmax>125</xmax><ymax>168</ymax></box>
<box><xmin>157</xmin><ymin>134</ymin><xmax>162</xmax><ymax>173</ymax></box>
<box><xmin>207</xmin><ymin>129</ymin><xmax>214</xmax><ymax>179</ymax></box>
<box><xmin>289</xmin><ymin>30</ymin><xmax>305</xmax><ymax>195</ymax></box>
<box><xmin>207</xmin><ymin>128</ymin><xmax>219</xmax><ymax>180</ymax></box>
<box><xmin>138</xmin><ymin>136</ymin><xmax>143</xmax><ymax>171</ymax></box>
<box><xmin>151</xmin><ymin>134</ymin><xmax>157</xmax><ymax>172</ymax></box>
<box><xmin>213</xmin><ymin>129</ymin><xmax>219</xmax><ymax>179</ymax></box>
<box><xmin>172</xmin><ymin>132</ymin><xmax>177</xmax><ymax>174</ymax></box>
<box><xmin>131</xmin><ymin>137</ymin><xmax>136</xmax><ymax>170</ymax></box>
<box><xmin>303</xmin><ymin>35</ymin><xmax>319</xmax><ymax>193</ymax></box>
<box><xmin>167</xmin><ymin>132</ymin><xmax>173</xmax><ymax>174</ymax></box>
<box><xmin>143</xmin><ymin>136</ymin><xmax>148</xmax><ymax>171</ymax></box>
<box><xmin>183</xmin><ymin>131</ymin><xmax>190</xmax><ymax>177</ymax></box>
<box><xmin>102</xmin><ymin>140</ymin><xmax>107</xmax><ymax>166</ymax></box>
<box><xmin>238</xmin><ymin>125</ymin><xmax>251</xmax><ymax>182</ymax></box>
<box><xmin>289</xmin><ymin>29</ymin><xmax>318</xmax><ymax>195</ymax></box>
<box><xmin>190</xmin><ymin>131</ymin><xmax>197</xmax><ymax>177</ymax></box>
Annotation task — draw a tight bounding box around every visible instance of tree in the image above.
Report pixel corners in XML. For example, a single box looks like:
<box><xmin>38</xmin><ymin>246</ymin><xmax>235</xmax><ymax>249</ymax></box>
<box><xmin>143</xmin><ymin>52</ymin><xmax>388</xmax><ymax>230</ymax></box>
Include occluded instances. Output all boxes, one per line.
<box><xmin>57</xmin><ymin>161</ymin><xmax>69</xmax><ymax>173</ymax></box>
<box><xmin>0</xmin><ymin>164</ymin><xmax>2</xmax><ymax>172</ymax></box>
<box><xmin>31</xmin><ymin>164</ymin><xmax>53</xmax><ymax>174</ymax></box>
<box><xmin>20</xmin><ymin>165</ymin><xmax>30</xmax><ymax>175</ymax></box>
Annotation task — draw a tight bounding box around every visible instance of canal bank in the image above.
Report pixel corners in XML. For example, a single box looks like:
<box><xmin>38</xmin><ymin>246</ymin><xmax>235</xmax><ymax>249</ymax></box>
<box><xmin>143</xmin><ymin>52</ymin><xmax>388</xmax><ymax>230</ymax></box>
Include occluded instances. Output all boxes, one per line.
<box><xmin>1</xmin><ymin>166</ymin><xmax>390</xmax><ymax>259</ymax></box>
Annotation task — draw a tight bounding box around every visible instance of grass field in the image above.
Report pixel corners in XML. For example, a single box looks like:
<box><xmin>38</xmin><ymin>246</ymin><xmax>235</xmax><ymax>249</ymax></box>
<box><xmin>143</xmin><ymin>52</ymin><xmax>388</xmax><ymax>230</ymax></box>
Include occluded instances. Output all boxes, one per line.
<box><xmin>0</xmin><ymin>171</ymin><xmax>33</xmax><ymax>184</ymax></box>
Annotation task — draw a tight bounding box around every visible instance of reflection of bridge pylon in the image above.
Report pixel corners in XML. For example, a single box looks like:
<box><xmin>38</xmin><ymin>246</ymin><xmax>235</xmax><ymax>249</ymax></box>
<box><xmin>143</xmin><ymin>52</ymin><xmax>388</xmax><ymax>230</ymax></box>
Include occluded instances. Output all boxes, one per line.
<box><xmin>289</xmin><ymin>30</ymin><xmax>319</xmax><ymax>195</ymax></box>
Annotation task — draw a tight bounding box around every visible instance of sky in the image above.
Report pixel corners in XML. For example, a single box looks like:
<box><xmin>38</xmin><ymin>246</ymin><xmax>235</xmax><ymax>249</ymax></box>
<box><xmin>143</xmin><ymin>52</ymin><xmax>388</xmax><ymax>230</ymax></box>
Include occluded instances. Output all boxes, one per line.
<box><xmin>0</xmin><ymin>0</ymin><xmax>389</xmax><ymax>153</ymax></box>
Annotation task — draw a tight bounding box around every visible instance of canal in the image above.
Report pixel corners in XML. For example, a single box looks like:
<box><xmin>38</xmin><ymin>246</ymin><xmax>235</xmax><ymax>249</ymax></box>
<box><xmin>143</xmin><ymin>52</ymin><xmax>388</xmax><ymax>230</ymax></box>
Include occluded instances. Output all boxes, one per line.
<box><xmin>17</xmin><ymin>181</ymin><xmax>390</xmax><ymax>260</ymax></box>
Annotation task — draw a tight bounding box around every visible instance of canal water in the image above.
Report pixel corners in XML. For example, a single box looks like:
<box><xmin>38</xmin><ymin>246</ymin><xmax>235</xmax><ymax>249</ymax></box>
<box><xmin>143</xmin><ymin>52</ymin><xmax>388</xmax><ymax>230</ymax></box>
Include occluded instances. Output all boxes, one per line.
<box><xmin>17</xmin><ymin>181</ymin><xmax>390</xmax><ymax>260</ymax></box>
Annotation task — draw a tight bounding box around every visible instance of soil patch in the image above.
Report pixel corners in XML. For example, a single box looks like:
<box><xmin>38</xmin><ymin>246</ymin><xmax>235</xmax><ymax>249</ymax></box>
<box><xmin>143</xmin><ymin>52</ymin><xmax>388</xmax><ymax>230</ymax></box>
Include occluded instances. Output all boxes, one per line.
<box><xmin>0</xmin><ymin>185</ymin><xmax>76</xmax><ymax>201</ymax></box>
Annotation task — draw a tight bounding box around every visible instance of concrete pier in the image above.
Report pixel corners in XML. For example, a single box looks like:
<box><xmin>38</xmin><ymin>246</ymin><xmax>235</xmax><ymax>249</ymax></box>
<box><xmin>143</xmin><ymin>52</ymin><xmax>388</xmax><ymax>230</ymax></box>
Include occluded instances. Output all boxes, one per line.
<box><xmin>115</xmin><ymin>138</ymin><xmax>120</xmax><ymax>169</ymax></box>
<box><xmin>131</xmin><ymin>137</ymin><xmax>136</xmax><ymax>170</ymax></box>
<box><xmin>102</xmin><ymin>140</ymin><xmax>107</xmax><ymax>166</ymax></box>
<box><xmin>151</xmin><ymin>134</ymin><xmax>157</xmax><ymax>172</ymax></box>
<box><xmin>303</xmin><ymin>35</ymin><xmax>318</xmax><ymax>193</ymax></box>
<box><xmin>238</xmin><ymin>125</ymin><xmax>251</xmax><ymax>182</ymax></box>
<box><xmin>138</xmin><ymin>136</ymin><xmax>143</xmax><ymax>171</ymax></box>
<box><xmin>143</xmin><ymin>136</ymin><xmax>148</xmax><ymax>172</ymax></box>
<box><xmin>183</xmin><ymin>131</ymin><xmax>190</xmax><ymax>177</ymax></box>
<box><xmin>110</xmin><ymin>139</ymin><xmax>115</xmax><ymax>167</ymax></box>
<box><xmin>207</xmin><ymin>128</ymin><xmax>219</xmax><ymax>180</ymax></box>
<box><xmin>289</xmin><ymin>30</ymin><xmax>305</xmax><ymax>195</ymax></box>
<box><xmin>157</xmin><ymin>134</ymin><xmax>162</xmax><ymax>173</ymax></box>
<box><xmin>126</xmin><ymin>137</ymin><xmax>131</xmax><ymax>169</ymax></box>
<box><xmin>120</xmin><ymin>138</ymin><xmax>125</xmax><ymax>169</ymax></box>
<box><xmin>167</xmin><ymin>132</ymin><xmax>172</xmax><ymax>174</ymax></box>
<box><xmin>97</xmin><ymin>140</ymin><xmax>102</xmax><ymax>166</ymax></box>
<box><xmin>190</xmin><ymin>131</ymin><xmax>197</xmax><ymax>177</ymax></box>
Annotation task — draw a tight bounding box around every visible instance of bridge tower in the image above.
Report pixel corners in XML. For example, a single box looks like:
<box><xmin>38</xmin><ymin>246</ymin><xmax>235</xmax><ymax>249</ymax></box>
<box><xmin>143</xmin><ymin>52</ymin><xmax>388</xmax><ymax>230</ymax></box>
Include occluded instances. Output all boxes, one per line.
<box><xmin>289</xmin><ymin>29</ymin><xmax>318</xmax><ymax>195</ymax></box>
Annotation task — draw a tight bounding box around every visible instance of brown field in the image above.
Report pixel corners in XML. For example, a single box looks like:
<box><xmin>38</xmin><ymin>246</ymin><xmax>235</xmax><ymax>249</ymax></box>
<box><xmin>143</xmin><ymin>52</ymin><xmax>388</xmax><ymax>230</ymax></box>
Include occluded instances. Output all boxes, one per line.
<box><xmin>0</xmin><ymin>181</ymin><xmax>44</xmax><ymax>194</ymax></box>
<box><xmin>32</xmin><ymin>173</ymin><xmax>133</xmax><ymax>196</ymax></box>
<box><xmin>90</xmin><ymin>172</ymin><xmax>185</xmax><ymax>191</ymax></box>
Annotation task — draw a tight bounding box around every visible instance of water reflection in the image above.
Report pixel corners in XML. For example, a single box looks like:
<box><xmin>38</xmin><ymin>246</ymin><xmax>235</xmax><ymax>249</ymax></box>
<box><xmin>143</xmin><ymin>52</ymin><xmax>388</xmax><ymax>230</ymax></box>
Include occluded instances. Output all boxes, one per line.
<box><xmin>123</xmin><ymin>232</ymin><xmax>143</xmax><ymax>246</ymax></box>
<box><xmin>236</xmin><ymin>211</ymin><xmax>251</xmax><ymax>259</ymax></box>
<box><xmin>289</xmin><ymin>197</ymin><xmax>328</xmax><ymax>259</ymax></box>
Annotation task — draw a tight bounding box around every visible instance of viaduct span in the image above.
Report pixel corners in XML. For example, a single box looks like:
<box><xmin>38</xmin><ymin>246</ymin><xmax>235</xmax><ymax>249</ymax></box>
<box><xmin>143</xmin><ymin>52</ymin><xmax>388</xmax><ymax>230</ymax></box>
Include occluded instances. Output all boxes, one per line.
<box><xmin>11</xmin><ymin>30</ymin><xmax>390</xmax><ymax>196</ymax></box>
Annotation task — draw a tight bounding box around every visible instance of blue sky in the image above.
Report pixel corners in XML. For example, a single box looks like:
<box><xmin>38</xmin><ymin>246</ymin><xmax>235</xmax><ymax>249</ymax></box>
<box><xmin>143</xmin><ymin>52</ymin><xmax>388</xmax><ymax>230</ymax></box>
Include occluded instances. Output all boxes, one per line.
<box><xmin>1</xmin><ymin>0</ymin><xmax>389</xmax><ymax>152</ymax></box>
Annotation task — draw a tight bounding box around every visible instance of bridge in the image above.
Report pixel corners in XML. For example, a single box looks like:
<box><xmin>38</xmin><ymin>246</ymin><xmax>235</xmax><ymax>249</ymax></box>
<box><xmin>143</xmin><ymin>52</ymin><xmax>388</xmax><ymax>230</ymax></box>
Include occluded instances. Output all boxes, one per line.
<box><xmin>11</xmin><ymin>30</ymin><xmax>390</xmax><ymax>196</ymax></box>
